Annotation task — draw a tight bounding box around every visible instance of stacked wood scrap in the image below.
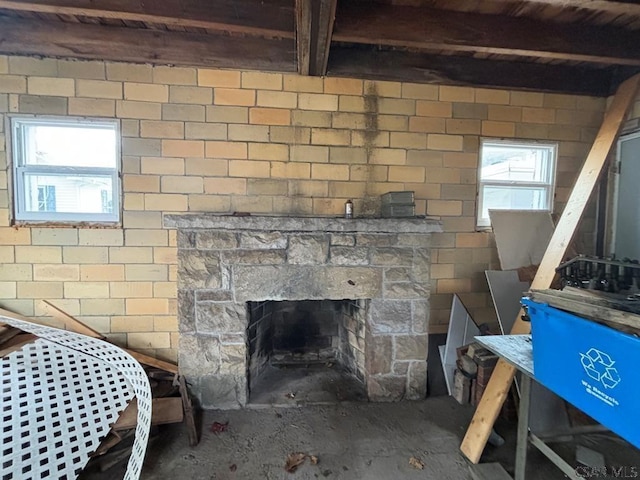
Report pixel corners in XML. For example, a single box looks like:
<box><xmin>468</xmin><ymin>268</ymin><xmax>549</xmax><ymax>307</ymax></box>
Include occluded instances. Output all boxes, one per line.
<box><xmin>453</xmin><ymin>341</ymin><xmax>516</xmax><ymax>419</ymax></box>
<box><xmin>527</xmin><ymin>287</ymin><xmax>640</xmax><ymax>335</ymax></box>
<box><xmin>0</xmin><ymin>302</ymin><xmax>199</xmax><ymax>474</ymax></box>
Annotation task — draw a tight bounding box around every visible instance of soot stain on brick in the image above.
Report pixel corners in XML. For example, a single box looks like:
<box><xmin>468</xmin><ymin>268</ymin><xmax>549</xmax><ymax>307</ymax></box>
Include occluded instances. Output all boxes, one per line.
<box><xmin>362</xmin><ymin>82</ymin><xmax>380</xmax><ymax>216</ymax></box>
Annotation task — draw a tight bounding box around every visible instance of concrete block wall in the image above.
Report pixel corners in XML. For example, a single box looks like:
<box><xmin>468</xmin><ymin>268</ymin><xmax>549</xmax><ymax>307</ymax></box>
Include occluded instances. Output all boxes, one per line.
<box><xmin>0</xmin><ymin>55</ymin><xmax>608</xmax><ymax>361</ymax></box>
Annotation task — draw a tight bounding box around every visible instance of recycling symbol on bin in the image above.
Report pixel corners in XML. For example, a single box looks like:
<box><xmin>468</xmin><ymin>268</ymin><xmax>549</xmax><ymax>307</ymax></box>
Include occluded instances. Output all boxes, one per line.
<box><xmin>579</xmin><ymin>348</ymin><xmax>621</xmax><ymax>389</ymax></box>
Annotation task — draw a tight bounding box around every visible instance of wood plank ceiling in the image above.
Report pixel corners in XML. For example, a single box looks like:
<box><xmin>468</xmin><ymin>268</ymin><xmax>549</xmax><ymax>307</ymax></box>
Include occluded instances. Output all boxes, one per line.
<box><xmin>0</xmin><ymin>0</ymin><xmax>639</xmax><ymax>95</ymax></box>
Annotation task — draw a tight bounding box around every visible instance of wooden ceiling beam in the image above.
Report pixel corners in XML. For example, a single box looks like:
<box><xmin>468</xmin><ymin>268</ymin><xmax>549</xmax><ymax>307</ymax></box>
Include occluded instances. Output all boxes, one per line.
<box><xmin>327</xmin><ymin>45</ymin><xmax>628</xmax><ymax>96</ymax></box>
<box><xmin>0</xmin><ymin>0</ymin><xmax>294</xmax><ymax>39</ymax></box>
<box><xmin>0</xmin><ymin>15</ymin><xmax>295</xmax><ymax>72</ymax></box>
<box><xmin>332</xmin><ymin>3</ymin><xmax>640</xmax><ymax>67</ymax></box>
<box><xmin>295</xmin><ymin>0</ymin><xmax>337</xmax><ymax>76</ymax></box>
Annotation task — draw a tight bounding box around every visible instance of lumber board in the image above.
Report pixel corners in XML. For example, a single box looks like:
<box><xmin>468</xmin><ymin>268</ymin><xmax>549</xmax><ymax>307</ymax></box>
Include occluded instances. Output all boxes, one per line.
<box><xmin>528</xmin><ymin>289</ymin><xmax>640</xmax><ymax>331</ymax></box>
<box><xmin>125</xmin><ymin>349</ymin><xmax>179</xmax><ymax>374</ymax></box>
<box><xmin>179</xmin><ymin>375</ymin><xmax>199</xmax><ymax>446</ymax></box>
<box><xmin>0</xmin><ymin>334</ymin><xmax>37</xmax><ymax>357</ymax></box>
<box><xmin>295</xmin><ymin>0</ymin><xmax>337</xmax><ymax>76</ymax></box>
<box><xmin>112</xmin><ymin>397</ymin><xmax>183</xmax><ymax>431</ymax></box>
<box><xmin>333</xmin><ymin>3</ymin><xmax>640</xmax><ymax>66</ymax></box>
<box><xmin>460</xmin><ymin>73</ymin><xmax>640</xmax><ymax>464</ymax></box>
<box><xmin>41</xmin><ymin>300</ymin><xmax>106</xmax><ymax>339</ymax></box>
<box><xmin>0</xmin><ymin>326</ymin><xmax>20</xmax><ymax>346</ymax></box>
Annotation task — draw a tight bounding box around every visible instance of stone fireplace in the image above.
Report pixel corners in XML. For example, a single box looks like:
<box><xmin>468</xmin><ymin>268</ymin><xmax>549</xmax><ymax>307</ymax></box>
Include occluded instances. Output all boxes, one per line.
<box><xmin>164</xmin><ymin>215</ymin><xmax>441</xmax><ymax>409</ymax></box>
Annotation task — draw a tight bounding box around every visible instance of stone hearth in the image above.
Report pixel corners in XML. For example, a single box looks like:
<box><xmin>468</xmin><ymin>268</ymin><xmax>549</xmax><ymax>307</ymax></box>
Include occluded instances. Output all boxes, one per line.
<box><xmin>164</xmin><ymin>215</ymin><xmax>441</xmax><ymax>409</ymax></box>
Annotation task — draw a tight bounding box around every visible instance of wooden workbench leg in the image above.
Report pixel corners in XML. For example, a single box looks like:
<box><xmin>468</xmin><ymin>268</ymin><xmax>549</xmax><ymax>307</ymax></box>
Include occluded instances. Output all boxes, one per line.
<box><xmin>515</xmin><ymin>375</ymin><xmax>532</xmax><ymax>480</ymax></box>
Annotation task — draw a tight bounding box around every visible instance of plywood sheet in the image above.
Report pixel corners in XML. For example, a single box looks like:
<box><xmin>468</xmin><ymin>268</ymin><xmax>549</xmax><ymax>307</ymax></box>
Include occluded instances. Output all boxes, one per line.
<box><xmin>441</xmin><ymin>295</ymin><xmax>479</xmax><ymax>395</ymax></box>
<box><xmin>489</xmin><ymin>210</ymin><xmax>554</xmax><ymax>271</ymax></box>
<box><xmin>485</xmin><ymin>270</ymin><xmax>530</xmax><ymax>334</ymax></box>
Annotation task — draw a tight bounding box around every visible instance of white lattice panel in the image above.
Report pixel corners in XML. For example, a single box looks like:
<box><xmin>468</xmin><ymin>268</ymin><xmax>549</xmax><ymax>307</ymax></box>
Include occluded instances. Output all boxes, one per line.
<box><xmin>0</xmin><ymin>316</ymin><xmax>151</xmax><ymax>480</ymax></box>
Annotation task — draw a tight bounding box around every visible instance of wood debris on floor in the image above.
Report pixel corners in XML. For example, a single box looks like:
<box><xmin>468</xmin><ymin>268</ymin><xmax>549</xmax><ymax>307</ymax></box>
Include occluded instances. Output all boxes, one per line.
<box><xmin>0</xmin><ymin>301</ymin><xmax>199</xmax><ymax>476</ymax></box>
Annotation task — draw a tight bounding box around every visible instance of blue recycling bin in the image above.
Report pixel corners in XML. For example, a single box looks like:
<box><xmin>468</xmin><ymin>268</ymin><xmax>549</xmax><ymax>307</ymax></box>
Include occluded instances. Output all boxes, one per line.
<box><xmin>522</xmin><ymin>298</ymin><xmax>640</xmax><ymax>449</ymax></box>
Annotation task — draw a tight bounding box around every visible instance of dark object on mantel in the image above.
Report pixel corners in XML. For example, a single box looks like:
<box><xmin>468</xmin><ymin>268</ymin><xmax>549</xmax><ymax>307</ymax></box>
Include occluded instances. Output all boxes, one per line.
<box><xmin>556</xmin><ymin>254</ymin><xmax>640</xmax><ymax>293</ymax></box>
<box><xmin>381</xmin><ymin>191</ymin><xmax>416</xmax><ymax>218</ymax></box>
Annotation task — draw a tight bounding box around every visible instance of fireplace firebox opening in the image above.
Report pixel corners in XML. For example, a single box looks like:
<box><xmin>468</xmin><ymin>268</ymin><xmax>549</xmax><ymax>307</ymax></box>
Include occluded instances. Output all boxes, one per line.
<box><xmin>246</xmin><ymin>299</ymin><xmax>368</xmax><ymax>404</ymax></box>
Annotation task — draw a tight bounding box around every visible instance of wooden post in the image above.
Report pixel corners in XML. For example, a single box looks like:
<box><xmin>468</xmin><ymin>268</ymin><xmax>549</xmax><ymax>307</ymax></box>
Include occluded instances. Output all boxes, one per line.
<box><xmin>460</xmin><ymin>73</ymin><xmax>640</xmax><ymax>464</ymax></box>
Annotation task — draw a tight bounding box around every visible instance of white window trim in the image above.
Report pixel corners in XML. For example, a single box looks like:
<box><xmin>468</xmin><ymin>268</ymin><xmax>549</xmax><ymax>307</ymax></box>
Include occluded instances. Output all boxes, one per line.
<box><xmin>477</xmin><ymin>138</ymin><xmax>557</xmax><ymax>229</ymax></box>
<box><xmin>10</xmin><ymin>116</ymin><xmax>121</xmax><ymax>224</ymax></box>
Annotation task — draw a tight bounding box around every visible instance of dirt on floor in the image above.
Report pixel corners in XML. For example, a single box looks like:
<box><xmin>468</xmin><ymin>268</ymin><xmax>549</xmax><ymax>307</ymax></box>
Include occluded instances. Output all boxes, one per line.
<box><xmin>80</xmin><ymin>397</ymin><xmax>640</xmax><ymax>480</ymax></box>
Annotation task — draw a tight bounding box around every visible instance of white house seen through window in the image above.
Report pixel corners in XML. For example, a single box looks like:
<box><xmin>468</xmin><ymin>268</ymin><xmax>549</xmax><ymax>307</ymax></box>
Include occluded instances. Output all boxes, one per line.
<box><xmin>11</xmin><ymin>117</ymin><xmax>120</xmax><ymax>223</ymax></box>
<box><xmin>477</xmin><ymin>139</ymin><xmax>557</xmax><ymax>228</ymax></box>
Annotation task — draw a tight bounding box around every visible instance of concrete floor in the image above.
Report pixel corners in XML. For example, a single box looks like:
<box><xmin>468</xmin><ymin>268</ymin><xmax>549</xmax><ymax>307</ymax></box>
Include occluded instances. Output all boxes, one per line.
<box><xmin>80</xmin><ymin>396</ymin><xmax>640</xmax><ymax>480</ymax></box>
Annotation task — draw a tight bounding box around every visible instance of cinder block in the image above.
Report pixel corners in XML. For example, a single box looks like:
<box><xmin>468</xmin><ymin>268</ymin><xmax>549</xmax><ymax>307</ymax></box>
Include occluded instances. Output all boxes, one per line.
<box><xmin>64</xmin><ymin>281</ymin><xmax>109</xmax><ymax>298</ymax></box>
<box><xmin>123</xmin><ymin>174</ymin><xmax>160</xmax><ymax>193</ymax></box>
<box><xmin>0</xmin><ymin>282</ymin><xmax>16</xmax><ymax>299</ymax></box>
<box><xmin>15</xmin><ymin>246</ymin><xmax>62</xmax><ymax>263</ymax></box>
<box><xmin>522</xmin><ymin>107</ymin><xmax>556</xmax><ymax>124</ymax></box>
<box><xmin>248</xmin><ymin>143</ymin><xmax>288</xmax><ymax>160</ymax></box>
<box><xmin>390</xmin><ymin>132</ymin><xmax>427</xmax><ymax>149</ymax></box>
<box><xmin>231</xmin><ymin>195</ymin><xmax>274</xmax><ymax>213</ymax></box>
<box><xmin>456</xmin><ymin>232</ymin><xmax>490</xmax><ymax>248</ymax></box>
<box><xmin>283</xmin><ymin>75</ymin><xmax>323</xmax><ymax>93</ymax></box>
<box><xmin>446</xmin><ymin>119</ymin><xmax>481</xmax><ymax>135</ymax></box>
<box><xmin>185</xmin><ymin>158</ymin><xmax>228</xmax><ymax>176</ymax></box>
<box><xmin>141</xmin><ymin>157</ymin><xmax>185</xmax><ymax>175</ymax></box>
<box><xmin>80</xmin><ymin>298</ymin><xmax>125</xmax><ymax>316</ymax></box>
<box><xmin>488</xmin><ymin>105</ymin><xmax>522</xmax><ymax>122</ymax></box>
<box><xmin>214</xmin><ymin>88</ymin><xmax>256</xmax><ymax>106</ymax></box>
<box><xmin>106</xmin><ymin>62</ymin><xmax>153</xmax><ymax>82</ymax></box>
<box><xmin>365</xmin><ymin>79</ymin><xmax>402</xmax><ymax>98</ymax></box>
<box><xmin>427</xmin><ymin>200</ymin><xmax>463</xmax><ymax>216</ymax></box>
<box><xmin>27</xmin><ymin>77</ymin><xmax>74</xmax><ymax>97</ymax></box>
<box><xmin>239</xmin><ymin>71</ymin><xmax>281</xmax><ymax>89</ymax></box>
<box><xmin>153</xmin><ymin>314</ymin><xmax>178</xmax><ymax>330</ymax></box>
<box><xmin>198</xmin><ymin>69</ymin><xmax>241</xmax><ymax>88</ymax></box>
<box><xmin>31</xmin><ymin>228</ymin><xmax>78</xmax><ymax>246</ymax></box>
<box><xmin>161</xmin><ymin>176</ymin><xmax>203</xmax><ymax>193</ymax></box>
<box><xmin>510</xmin><ymin>91</ymin><xmax>544</xmax><ymax>107</ymax></box>
<box><xmin>409</xmin><ymin>117</ymin><xmax>446</xmax><ymax>133</ymax></box>
<box><xmin>0</xmin><ymin>75</ymin><xmax>26</xmax><ymax>94</ymax></box>
<box><xmin>475</xmin><ymin>88</ymin><xmax>510</xmax><ymax>105</ymax></box>
<box><xmin>440</xmin><ymin>86</ymin><xmax>475</xmax><ymax>102</ymax></box>
<box><xmin>125</xmin><ymin>229</ymin><xmax>168</xmax><ymax>246</ymax></box>
<box><xmin>228</xmin><ymin>160</ymin><xmax>270</xmax><ymax>178</ymax></box>
<box><xmin>0</xmin><ymin>246</ymin><xmax>14</xmax><ymax>262</ymax></box>
<box><xmin>116</xmin><ymin>100</ymin><xmax>162</xmax><ymax>120</ymax></box>
<box><xmin>76</xmin><ymin>79</ymin><xmax>122</xmax><ymax>99</ymax></box>
<box><xmin>377</xmin><ymin>98</ymin><xmax>415</xmax><ymax>115</ymax></box>
<box><xmin>111</xmin><ymin>315</ymin><xmax>154</xmax><ymax>332</ymax></box>
<box><xmin>63</xmin><ymin>246</ymin><xmax>109</xmax><ymax>264</ymax></box>
<box><xmin>169</xmin><ymin>85</ymin><xmax>213</xmax><ymax>104</ymax></box>
<box><xmin>311</xmin><ymin>128</ymin><xmax>350</xmax><ymax>146</ymax></box>
<box><xmin>162</xmin><ymin>139</ymin><xmax>204</xmax><ymax>158</ymax></box>
<box><xmin>256</xmin><ymin>90</ymin><xmax>297</xmax><ymax>108</ymax></box>
<box><xmin>111</xmin><ymin>282</ymin><xmax>153</xmax><ymax>298</ymax></box>
<box><xmin>402</xmin><ymin>83</ymin><xmax>438</xmax><ymax>100</ymax></box>
<box><xmin>312</xmin><ymin>164</ymin><xmax>349</xmax><ymax>180</ymax></box>
<box><xmin>188</xmin><ymin>195</ymin><xmax>231</xmax><ymax>212</ymax></box>
<box><xmin>109</xmin><ymin>246</ymin><xmax>153</xmax><ymax>264</ymax></box>
<box><xmin>324</xmin><ymin>78</ymin><xmax>363</xmax><ymax>95</ymax></box>
<box><xmin>153</xmin><ymin>247</ymin><xmax>178</xmax><ymax>264</ymax></box>
<box><xmin>144</xmin><ymin>194</ymin><xmax>189</xmax><ymax>211</ymax></box>
<box><xmin>378</xmin><ymin>115</ymin><xmax>409</xmax><ymax>131</ymax></box>
<box><xmin>338</xmin><ymin>95</ymin><xmax>366</xmax><ymax>113</ymax></box>
<box><xmin>368</xmin><ymin>148</ymin><xmax>406</xmax><ymax>165</ymax></box>
<box><xmin>123</xmin><ymin>211</ymin><xmax>163</xmax><ymax>230</ymax></box>
<box><xmin>270</xmin><ymin>162</ymin><xmax>311</xmax><ymax>179</ymax></box>
<box><xmin>436</xmin><ymin>278</ymin><xmax>472</xmax><ymax>294</ymax></box>
<box><xmin>122</xmin><ymin>137</ymin><xmax>162</xmax><ymax>156</ymax></box>
<box><xmin>269</xmin><ymin>126</ymin><xmax>311</xmax><ymax>144</ymax></box>
<box><xmin>185</xmin><ymin>122</ymin><xmax>227</xmax><ymax>140</ymax></box>
<box><xmin>153</xmin><ymin>66</ymin><xmax>197</xmax><ymax>85</ymax></box>
<box><xmin>162</xmin><ymin>103</ymin><xmax>205</xmax><ymax>122</ymax></box>
<box><xmin>288</xmin><ymin>180</ymin><xmax>328</xmax><ymax>197</ymax></box>
<box><xmin>58</xmin><ymin>59</ymin><xmax>105</xmax><ymax>79</ymax></box>
<box><xmin>9</xmin><ymin>57</ymin><xmax>57</xmax><ymax>76</ymax></box>
<box><xmin>17</xmin><ymin>281</ymin><xmax>63</xmax><ymax>299</ymax></box>
<box><xmin>0</xmin><ymin>264</ymin><xmax>32</xmax><ymax>281</ymax></box>
<box><xmin>247</xmin><ymin>178</ymin><xmax>287</xmax><ymax>196</ymax></box>
<box><xmin>68</xmin><ymin>98</ymin><xmax>115</xmax><ymax>117</ymax></box>
<box><xmin>427</xmin><ymin>134</ymin><xmax>464</xmax><ymax>151</ymax></box>
<box><xmin>19</xmin><ymin>95</ymin><xmax>67</xmax><ymax>115</ymax></box>
<box><xmin>140</xmin><ymin>120</ymin><xmax>184</xmax><ymax>139</ymax></box>
<box><xmin>127</xmin><ymin>331</ymin><xmax>171</xmax><ymax>348</ymax></box>
<box><xmin>329</xmin><ymin>147</ymin><xmax>367</xmax><ymax>164</ymax></box>
<box><xmin>124</xmin><ymin>82</ymin><xmax>168</xmax><ymax>102</ymax></box>
<box><xmin>388</xmin><ymin>166</ymin><xmax>426</xmax><ymax>183</ymax></box>
<box><xmin>482</xmin><ymin>121</ymin><xmax>516</xmax><ymax>137</ymax></box>
<box><xmin>206</xmin><ymin>105</ymin><xmax>248</xmax><ymax>124</ymax></box>
<box><xmin>249</xmin><ymin>107</ymin><xmax>290</xmax><ymax>126</ymax></box>
<box><xmin>299</xmin><ymin>93</ymin><xmax>338</xmax><ymax>111</ymax></box>
<box><xmin>205</xmin><ymin>141</ymin><xmax>248</xmax><ymax>159</ymax></box>
<box><xmin>80</xmin><ymin>264</ymin><xmax>125</xmax><ymax>281</ymax></box>
<box><xmin>125</xmin><ymin>264</ymin><xmax>168</xmax><ymax>281</ymax></box>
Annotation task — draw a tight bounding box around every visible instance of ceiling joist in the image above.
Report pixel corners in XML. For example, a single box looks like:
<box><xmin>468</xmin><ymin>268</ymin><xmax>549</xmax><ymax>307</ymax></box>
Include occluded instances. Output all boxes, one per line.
<box><xmin>333</xmin><ymin>3</ymin><xmax>640</xmax><ymax>67</ymax></box>
<box><xmin>296</xmin><ymin>0</ymin><xmax>337</xmax><ymax>76</ymax></box>
<box><xmin>0</xmin><ymin>15</ymin><xmax>295</xmax><ymax>72</ymax></box>
<box><xmin>0</xmin><ymin>0</ymin><xmax>294</xmax><ymax>39</ymax></box>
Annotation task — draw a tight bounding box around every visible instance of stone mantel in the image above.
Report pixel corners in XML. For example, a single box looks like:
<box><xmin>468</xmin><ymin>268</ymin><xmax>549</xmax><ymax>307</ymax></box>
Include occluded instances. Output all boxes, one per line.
<box><xmin>163</xmin><ymin>214</ymin><xmax>442</xmax><ymax>234</ymax></box>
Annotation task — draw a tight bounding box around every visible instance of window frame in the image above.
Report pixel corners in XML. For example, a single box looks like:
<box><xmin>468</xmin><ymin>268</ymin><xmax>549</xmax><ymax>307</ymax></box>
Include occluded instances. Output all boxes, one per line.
<box><xmin>9</xmin><ymin>116</ymin><xmax>121</xmax><ymax>224</ymax></box>
<box><xmin>477</xmin><ymin>138</ymin><xmax>557</xmax><ymax>229</ymax></box>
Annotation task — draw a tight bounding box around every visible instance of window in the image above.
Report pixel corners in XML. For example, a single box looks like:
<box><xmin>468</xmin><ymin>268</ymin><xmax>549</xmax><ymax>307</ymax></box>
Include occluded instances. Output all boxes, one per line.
<box><xmin>11</xmin><ymin>117</ymin><xmax>120</xmax><ymax>223</ymax></box>
<box><xmin>477</xmin><ymin>139</ymin><xmax>557</xmax><ymax>228</ymax></box>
